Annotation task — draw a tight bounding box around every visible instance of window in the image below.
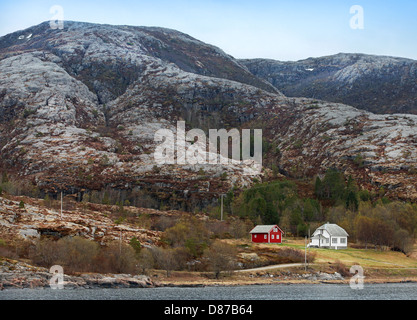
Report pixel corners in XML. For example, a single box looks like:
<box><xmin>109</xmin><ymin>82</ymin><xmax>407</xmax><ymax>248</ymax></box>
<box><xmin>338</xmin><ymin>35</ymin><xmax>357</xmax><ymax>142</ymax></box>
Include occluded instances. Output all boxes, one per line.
<box><xmin>332</xmin><ymin>238</ymin><xmax>337</xmax><ymax>243</ymax></box>
<box><xmin>264</xmin><ymin>235</ymin><xmax>267</xmax><ymax>239</ymax></box>
<box><xmin>272</xmin><ymin>235</ymin><xmax>275</xmax><ymax>240</ymax></box>
<box><xmin>254</xmin><ymin>234</ymin><xmax>257</xmax><ymax>238</ymax></box>
<box><xmin>340</xmin><ymin>238</ymin><xmax>346</xmax><ymax>244</ymax></box>
<box><xmin>277</xmin><ymin>234</ymin><xmax>279</xmax><ymax>239</ymax></box>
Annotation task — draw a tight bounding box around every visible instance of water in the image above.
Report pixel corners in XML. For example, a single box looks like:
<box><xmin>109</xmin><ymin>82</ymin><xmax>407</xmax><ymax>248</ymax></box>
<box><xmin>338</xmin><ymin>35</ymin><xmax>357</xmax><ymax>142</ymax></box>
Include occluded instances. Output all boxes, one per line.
<box><xmin>1</xmin><ymin>283</ymin><xmax>417</xmax><ymax>300</ymax></box>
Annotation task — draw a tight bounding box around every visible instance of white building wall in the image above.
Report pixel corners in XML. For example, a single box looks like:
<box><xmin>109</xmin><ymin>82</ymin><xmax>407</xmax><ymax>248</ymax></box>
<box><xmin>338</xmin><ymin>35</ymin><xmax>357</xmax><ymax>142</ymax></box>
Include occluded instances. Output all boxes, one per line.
<box><xmin>329</xmin><ymin>236</ymin><xmax>348</xmax><ymax>249</ymax></box>
<box><xmin>310</xmin><ymin>238</ymin><xmax>320</xmax><ymax>246</ymax></box>
<box><xmin>310</xmin><ymin>226</ymin><xmax>348</xmax><ymax>249</ymax></box>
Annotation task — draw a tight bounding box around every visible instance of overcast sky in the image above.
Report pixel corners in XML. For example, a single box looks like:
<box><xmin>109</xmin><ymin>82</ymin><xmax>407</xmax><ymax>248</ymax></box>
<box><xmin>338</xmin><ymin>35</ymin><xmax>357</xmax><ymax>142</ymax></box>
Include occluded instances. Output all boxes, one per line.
<box><xmin>1</xmin><ymin>0</ymin><xmax>416</xmax><ymax>61</ymax></box>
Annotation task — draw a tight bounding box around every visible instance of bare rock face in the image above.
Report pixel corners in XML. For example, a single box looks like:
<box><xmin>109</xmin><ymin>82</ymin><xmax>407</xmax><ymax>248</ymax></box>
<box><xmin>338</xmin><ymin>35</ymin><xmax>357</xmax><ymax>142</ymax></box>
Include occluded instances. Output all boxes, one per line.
<box><xmin>0</xmin><ymin>196</ymin><xmax>161</xmax><ymax>245</ymax></box>
<box><xmin>0</xmin><ymin>52</ymin><xmax>100</xmax><ymax>124</ymax></box>
<box><xmin>258</xmin><ymin>97</ymin><xmax>417</xmax><ymax>200</ymax></box>
<box><xmin>241</xmin><ymin>53</ymin><xmax>417</xmax><ymax>115</ymax></box>
<box><xmin>0</xmin><ymin>22</ymin><xmax>271</xmax><ymax>206</ymax></box>
<box><xmin>0</xmin><ymin>258</ymin><xmax>156</xmax><ymax>289</ymax></box>
<box><xmin>0</xmin><ymin>21</ymin><xmax>278</xmax><ymax>102</ymax></box>
<box><xmin>0</xmin><ymin>21</ymin><xmax>417</xmax><ymax>205</ymax></box>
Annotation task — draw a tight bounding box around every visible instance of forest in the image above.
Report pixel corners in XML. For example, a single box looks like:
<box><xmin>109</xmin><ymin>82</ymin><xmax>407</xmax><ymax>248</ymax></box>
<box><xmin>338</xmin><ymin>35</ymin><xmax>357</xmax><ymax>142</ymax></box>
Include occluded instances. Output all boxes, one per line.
<box><xmin>226</xmin><ymin>168</ymin><xmax>417</xmax><ymax>254</ymax></box>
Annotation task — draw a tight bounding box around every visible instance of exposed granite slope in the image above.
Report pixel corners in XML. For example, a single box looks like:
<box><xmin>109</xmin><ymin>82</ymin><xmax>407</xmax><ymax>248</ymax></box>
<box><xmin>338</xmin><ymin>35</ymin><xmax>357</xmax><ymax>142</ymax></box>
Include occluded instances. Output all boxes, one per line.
<box><xmin>0</xmin><ymin>22</ymin><xmax>417</xmax><ymax>204</ymax></box>
<box><xmin>0</xmin><ymin>258</ymin><xmax>155</xmax><ymax>289</ymax></box>
<box><xmin>241</xmin><ymin>53</ymin><xmax>417</xmax><ymax>114</ymax></box>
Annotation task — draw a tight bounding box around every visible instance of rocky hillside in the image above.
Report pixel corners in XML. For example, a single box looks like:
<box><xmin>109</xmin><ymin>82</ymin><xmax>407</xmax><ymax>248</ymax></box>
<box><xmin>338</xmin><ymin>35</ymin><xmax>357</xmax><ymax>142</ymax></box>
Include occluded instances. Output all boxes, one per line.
<box><xmin>0</xmin><ymin>258</ymin><xmax>155</xmax><ymax>289</ymax></box>
<box><xmin>0</xmin><ymin>195</ymin><xmax>162</xmax><ymax>245</ymax></box>
<box><xmin>0</xmin><ymin>21</ymin><xmax>272</xmax><ymax>209</ymax></box>
<box><xmin>1</xmin><ymin>21</ymin><xmax>417</xmax><ymax>207</ymax></box>
<box><xmin>241</xmin><ymin>53</ymin><xmax>417</xmax><ymax>114</ymax></box>
<box><xmin>0</xmin><ymin>21</ymin><xmax>277</xmax><ymax>104</ymax></box>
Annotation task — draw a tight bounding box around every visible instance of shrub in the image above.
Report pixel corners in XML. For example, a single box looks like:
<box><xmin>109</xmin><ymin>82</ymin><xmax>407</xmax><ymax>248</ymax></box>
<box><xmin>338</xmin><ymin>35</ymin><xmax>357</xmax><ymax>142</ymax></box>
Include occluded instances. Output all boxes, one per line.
<box><xmin>136</xmin><ymin>214</ymin><xmax>152</xmax><ymax>229</ymax></box>
<box><xmin>137</xmin><ymin>248</ymin><xmax>154</xmax><ymax>274</ymax></box>
<box><xmin>353</xmin><ymin>154</ymin><xmax>365</xmax><ymax>168</ymax></box>
<box><xmin>228</xmin><ymin>218</ymin><xmax>253</xmax><ymax>239</ymax></box>
<box><xmin>203</xmin><ymin>240</ymin><xmax>237</xmax><ymax>279</ymax></box>
<box><xmin>29</xmin><ymin>237</ymin><xmax>100</xmax><ymax>274</ymax></box>
<box><xmin>0</xmin><ymin>239</ymin><xmax>20</xmax><ymax>260</ymax></box>
<box><xmin>162</xmin><ymin>217</ymin><xmax>211</xmax><ymax>257</ymax></box>
<box><xmin>393</xmin><ymin>229</ymin><xmax>414</xmax><ymax>254</ymax></box>
<box><xmin>153</xmin><ymin>216</ymin><xmax>177</xmax><ymax>232</ymax></box>
<box><xmin>97</xmin><ymin>242</ymin><xmax>138</xmax><ymax>274</ymax></box>
<box><xmin>150</xmin><ymin>246</ymin><xmax>186</xmax><ymax>277</ymax></box>
<box><xmin>29</xmin><ymin>237</ymin><xmax>140</xmax><ymax>274</ymax></box>
<box><xmin>29</xmin><ymin>238</ymin><xmax>62</xmax><ymax>267</ymax></box>
<box><xmin>129</xmin><ymin>237</ymin><xmax>142</xmax><ymax>255</ymax></box>
<box><xmin>57</xmin><ymin>237</ymin><xmax>100</xmax><ymax>273</ymax></box>
<box><xmin>333</xmin><ymin>260</ymin><xmax>350</xmax><ymax>277</ymax></box>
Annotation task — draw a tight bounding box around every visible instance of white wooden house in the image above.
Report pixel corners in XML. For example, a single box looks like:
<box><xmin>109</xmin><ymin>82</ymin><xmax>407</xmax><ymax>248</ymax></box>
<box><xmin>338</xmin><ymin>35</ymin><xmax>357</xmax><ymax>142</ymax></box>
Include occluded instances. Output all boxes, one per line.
<box><xmin>308</xmin><ymin>223</ymin><xmax>348</xmax><ymax>249</ymax></box>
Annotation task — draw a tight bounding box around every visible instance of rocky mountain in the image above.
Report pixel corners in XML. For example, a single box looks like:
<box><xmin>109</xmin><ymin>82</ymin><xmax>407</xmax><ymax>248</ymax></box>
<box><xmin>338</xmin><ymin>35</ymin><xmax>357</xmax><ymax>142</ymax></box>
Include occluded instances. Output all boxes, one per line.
<box><xmin>0</xmin><ymin>21</ymin><xmax>277</xmax><ymax>209</ymax></box>
<box><xmin>241</xmin><ymin>53</ymin><xmax>417</xmax><ymax>114</ymax></box>
<box><xmin>1</xmin><ymin>21</ymin><xmax>417</xmax><ymax>209</ymax></box>
<box><xmin>0</xmin><ymin>194</ymin><xmax>181</xmax><ymax>245</ymax></box>
<box><xmin>0</xmin><ymin>21</ymin><xmax>277</xmax><ymax>104</ymax></box>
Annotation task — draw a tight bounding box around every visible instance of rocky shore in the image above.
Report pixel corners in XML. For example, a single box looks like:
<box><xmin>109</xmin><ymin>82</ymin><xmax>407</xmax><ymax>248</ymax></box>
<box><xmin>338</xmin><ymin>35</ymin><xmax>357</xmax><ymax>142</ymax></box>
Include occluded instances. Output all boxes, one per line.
<box><xmin>0</xmin><ymin>258</ymin><xmax>346</xmax><ymax>290</ymax></box>
<box><xmin>0</xmin><ymin>259</ymin><xmax>155</xmax><ymax>290</ymax></box>
<box><xmin>3</xmin><ymin>257</ymin><xmax>416</xmax><ymax>290</ymax></box>
<box><xmin>247</xmin><ymin>270</ymin><xmax>345</xmax><ymax>282</ymax></box>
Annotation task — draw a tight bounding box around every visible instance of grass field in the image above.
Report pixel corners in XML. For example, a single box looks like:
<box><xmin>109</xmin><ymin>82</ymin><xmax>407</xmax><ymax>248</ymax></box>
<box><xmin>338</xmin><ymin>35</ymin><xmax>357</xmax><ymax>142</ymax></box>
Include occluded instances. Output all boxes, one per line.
<box><xmin>135</xmin><ymin>239</ymin><xmax>417</xmax><ymax>286</ymax></box>
<box><xmin>153</xmin><ymin>239</ymin><xmax>417</xmax><ymax>286</ymax></box>
<box><xmin>280</xmin><ymin>239</ymin><xmax>417</xmax><ymax>269</ymax></box>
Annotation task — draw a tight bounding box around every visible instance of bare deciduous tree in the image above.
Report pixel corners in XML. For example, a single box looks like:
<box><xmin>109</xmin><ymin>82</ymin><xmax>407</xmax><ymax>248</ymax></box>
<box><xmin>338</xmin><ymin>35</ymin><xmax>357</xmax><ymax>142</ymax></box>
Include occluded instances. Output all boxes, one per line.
<box><xmin>203</xmin><ymin>241</ymin><xmax>237</xmax><ymax>279</ymax></box>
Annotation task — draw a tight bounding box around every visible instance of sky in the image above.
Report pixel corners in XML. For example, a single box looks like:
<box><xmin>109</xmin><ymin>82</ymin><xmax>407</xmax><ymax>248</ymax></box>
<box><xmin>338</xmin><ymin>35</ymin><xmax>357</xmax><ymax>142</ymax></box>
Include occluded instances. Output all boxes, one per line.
<box><xmin>0</xmin><ymin>0</ymin><xmax>416</xmax><ymax>61</ymax></box>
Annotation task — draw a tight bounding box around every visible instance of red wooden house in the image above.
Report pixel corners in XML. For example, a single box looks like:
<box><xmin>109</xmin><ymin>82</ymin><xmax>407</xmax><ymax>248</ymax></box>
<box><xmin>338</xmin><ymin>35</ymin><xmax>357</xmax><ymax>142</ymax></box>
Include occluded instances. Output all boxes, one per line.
<box><xmin>250</xmin><ymin>225</ymin><xmax>283</xmax><ymax>243</ymax></box>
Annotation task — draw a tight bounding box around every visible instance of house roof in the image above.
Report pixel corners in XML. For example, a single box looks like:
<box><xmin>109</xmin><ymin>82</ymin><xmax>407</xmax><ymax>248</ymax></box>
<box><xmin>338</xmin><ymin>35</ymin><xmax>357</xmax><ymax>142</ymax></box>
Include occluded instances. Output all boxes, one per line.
<box><xmin>311</xmin><ymin>233</ymin><xmax>329</xmax><ymax>239</ymax></box>
<box><xmin>314</xmin><ymin>223</ymin><xmax>349</xmax><ymax>237</ymax></box>
<box><xmin>250</xmin><ymin>225</ymin><xmax>283</xmax><ymax>234</ymax></box>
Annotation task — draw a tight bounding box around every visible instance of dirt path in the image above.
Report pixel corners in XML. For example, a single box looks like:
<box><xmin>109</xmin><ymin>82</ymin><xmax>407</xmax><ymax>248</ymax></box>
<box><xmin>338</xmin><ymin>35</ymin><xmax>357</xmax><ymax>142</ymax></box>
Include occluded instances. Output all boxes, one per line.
<box><xmin>235</xmin><ymin>263</ymin><xmax>307</xmax><ymax>273</ymax></box>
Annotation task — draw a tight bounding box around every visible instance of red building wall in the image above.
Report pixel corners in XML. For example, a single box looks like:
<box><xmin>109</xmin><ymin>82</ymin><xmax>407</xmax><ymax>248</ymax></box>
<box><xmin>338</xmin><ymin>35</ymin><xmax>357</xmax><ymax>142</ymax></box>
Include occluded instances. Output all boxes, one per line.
<box><xmin>251</xmin><ymin>227</ymin><xmax>282</xmax><ymax>243</ymax></box>
<box><xmin>269</xmin><ymin>228</ymin><xmax>282</xmax><ymax>243</ymax></box>
<box><xmin>251</xmin><ymin>233</ymin><xmax>268</xmax><ymax>243</ymax></box>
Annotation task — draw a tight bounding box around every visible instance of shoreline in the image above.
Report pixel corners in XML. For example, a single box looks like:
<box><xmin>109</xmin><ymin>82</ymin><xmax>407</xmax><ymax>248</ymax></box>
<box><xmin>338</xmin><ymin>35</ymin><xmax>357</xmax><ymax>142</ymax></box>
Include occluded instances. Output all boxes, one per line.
<box><xmin>2</xmin><ymin>257</ymin><xmax>417</xmax><ymax>290</ymax></box>
<box><xmin>2</xmin><ymin>278</ymin><xmax>417</xmax><ymax>290</ymax></box>
<box><xmin>155</xmin><ymin>276</ymin><xmax>417</xmax><ymax>288</ymax></box>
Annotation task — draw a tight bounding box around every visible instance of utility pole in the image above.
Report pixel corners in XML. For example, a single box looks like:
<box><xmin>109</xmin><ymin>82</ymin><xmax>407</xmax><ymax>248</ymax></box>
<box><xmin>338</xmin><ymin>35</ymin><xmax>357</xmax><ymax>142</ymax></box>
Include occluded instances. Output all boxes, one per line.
<box><xmin>220</xmin><ymin>194</ymin><xmax>225</xmax><ymax>221</ymax></box>
<box><xmin>304</xmin><ymin>236</ymin><xmax>307</xmax><ymax>271</ymax></box>
<box><xmin>119</xmin><ymin>231</ymin><xmax>122</xmax><ymax>255</ymax></box>
<box><xmin>308</xmin><ymin>227</ymin><xmax>311</xmax><ymax>270</ymax></box>
<box><xmin>60</xmin><ymin>191</ymin><xmax>63</xmax><ymax>220</ymax></box>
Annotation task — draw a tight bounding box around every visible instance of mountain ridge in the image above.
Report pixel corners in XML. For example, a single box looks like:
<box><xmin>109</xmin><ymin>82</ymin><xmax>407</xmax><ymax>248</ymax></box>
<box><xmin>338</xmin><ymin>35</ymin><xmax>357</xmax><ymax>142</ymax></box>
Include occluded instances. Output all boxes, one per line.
<box><xmin>1</xmin><ymin>21</ymin><xmax>417</xmax><ymax>208</ymax></box>
<box><xmin>0</xmin><ymin>21</ymin><xmax>279</xmax><ymax>102</ymax></box>
<box><xmin>241</xmin><ymin>52</ymin><xmax>417</xmax><ymax>114</ymax></box>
